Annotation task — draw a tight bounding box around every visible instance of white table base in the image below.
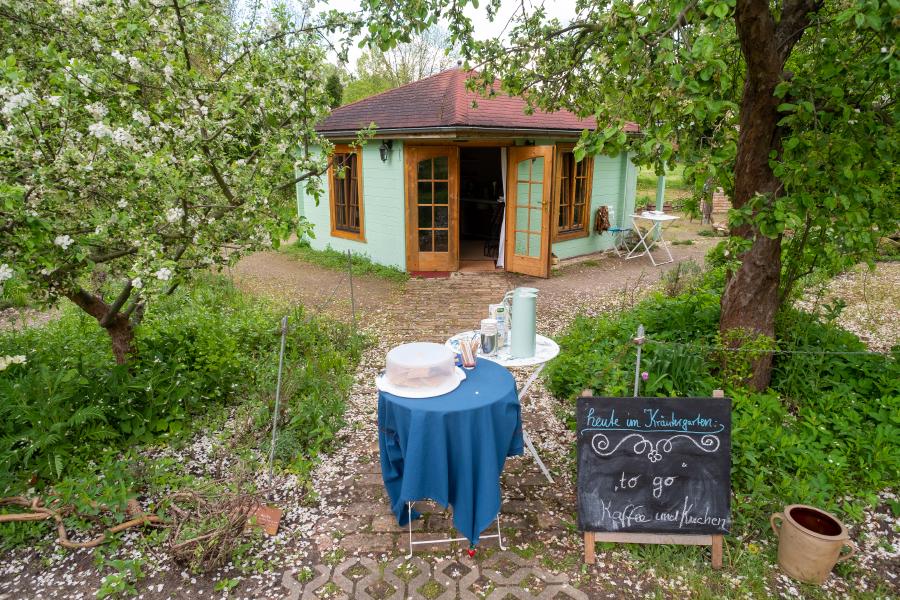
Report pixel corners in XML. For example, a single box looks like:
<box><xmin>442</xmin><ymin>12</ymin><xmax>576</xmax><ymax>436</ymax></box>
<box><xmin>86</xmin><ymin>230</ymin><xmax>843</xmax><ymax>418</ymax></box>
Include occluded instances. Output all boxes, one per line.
<box><xmin>406</xmin><ymin>501</ymin><xmax>506</xmax><ymax>558</ymax></box>
<box><xmin>624</xmin><ymin>214</ymin><xmax>676</xmax><ymax>266</ymax></box>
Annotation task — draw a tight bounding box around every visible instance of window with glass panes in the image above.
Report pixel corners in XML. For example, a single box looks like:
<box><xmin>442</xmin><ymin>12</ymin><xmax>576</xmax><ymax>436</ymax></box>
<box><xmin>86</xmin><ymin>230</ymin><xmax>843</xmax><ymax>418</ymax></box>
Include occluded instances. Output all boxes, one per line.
<box><xmin>555</xmin><ymin>150</ymin><xmax>592</xmax><ymax>239</ymax></box>
<box><xmin>329</xmin><ymin>147</ymin><xmax>363</xmax><ymax>240</ymax></box>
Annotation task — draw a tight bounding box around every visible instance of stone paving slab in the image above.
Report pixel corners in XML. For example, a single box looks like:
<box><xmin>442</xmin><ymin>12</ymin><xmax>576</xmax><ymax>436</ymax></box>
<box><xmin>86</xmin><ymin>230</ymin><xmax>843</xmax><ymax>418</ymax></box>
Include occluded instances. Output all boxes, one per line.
<box><xmin>282</xmin><ymin>551</ymin><xmax>589</xmax><ymax>600</ymax></box>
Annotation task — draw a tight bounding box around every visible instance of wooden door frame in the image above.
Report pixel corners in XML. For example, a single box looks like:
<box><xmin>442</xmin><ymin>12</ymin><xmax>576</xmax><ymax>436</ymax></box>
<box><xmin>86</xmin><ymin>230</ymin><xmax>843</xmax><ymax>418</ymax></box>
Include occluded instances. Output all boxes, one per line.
<box><xmin>404</xmin><ymin>145</ymin><xmax>460</xmax><ymax>272</ymax></box>
<box><xmin>504</xmin><ymin>146</ymin><xmax>554</xmax><ymax>278</ymax></box>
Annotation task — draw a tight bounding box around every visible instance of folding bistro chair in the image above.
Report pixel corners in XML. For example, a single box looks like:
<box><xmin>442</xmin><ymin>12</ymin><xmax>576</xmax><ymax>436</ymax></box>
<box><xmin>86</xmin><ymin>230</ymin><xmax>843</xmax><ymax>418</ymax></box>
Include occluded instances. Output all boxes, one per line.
<box><xmin>609</xmin><ymin>226</ymin><xmax>633</xmax><ymax>257</ymax></box>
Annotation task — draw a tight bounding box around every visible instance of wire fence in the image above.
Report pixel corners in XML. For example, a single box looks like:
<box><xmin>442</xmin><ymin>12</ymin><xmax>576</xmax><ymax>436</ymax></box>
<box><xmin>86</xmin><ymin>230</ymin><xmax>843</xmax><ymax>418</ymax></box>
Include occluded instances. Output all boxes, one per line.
<box><xmin>642</xmin><ymin>337</ymin><xmax>888</xmax><ymax>357</ymax></box>
<box><xmin>266</xmin><ymin>250</ymin><xmax>358</xmax><ymax>485</ymax></box>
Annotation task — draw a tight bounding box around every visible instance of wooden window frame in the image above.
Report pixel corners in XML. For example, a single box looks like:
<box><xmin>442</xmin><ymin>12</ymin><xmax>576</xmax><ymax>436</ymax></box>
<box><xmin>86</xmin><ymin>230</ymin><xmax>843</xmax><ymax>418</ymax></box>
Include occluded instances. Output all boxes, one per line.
<box><xmin>552</xmin><ymin>144</ymin><xmax>593</xmax><ymax>242</ymax></box>
<box><xmin>328</xmin><ymin>144</ymin><xmax>365</xmax><ymax>242</ymax></box>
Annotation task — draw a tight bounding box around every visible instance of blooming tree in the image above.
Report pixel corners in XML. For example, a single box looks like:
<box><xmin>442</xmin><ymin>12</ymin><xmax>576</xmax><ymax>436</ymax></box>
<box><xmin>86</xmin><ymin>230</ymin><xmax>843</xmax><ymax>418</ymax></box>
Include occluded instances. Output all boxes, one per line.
<box><xmin>1</xmin><ymin>0</ymin><xmax>362</xmax><ymax>362</ymax></box>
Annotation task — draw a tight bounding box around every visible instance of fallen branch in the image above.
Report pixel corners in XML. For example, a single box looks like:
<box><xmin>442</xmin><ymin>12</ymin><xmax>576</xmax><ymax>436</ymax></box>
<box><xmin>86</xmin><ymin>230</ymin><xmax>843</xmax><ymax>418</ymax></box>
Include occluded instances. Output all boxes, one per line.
<box><xmin>0</xmin><ymin>496</ymin><xmax>164</xmax><ymax>549</ymax></box>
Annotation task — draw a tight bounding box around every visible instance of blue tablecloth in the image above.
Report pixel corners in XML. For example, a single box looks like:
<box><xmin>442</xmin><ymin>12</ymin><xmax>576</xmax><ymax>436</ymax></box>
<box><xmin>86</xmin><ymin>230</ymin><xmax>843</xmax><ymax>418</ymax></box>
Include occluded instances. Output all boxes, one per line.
<box><xmin>378</xmin><ymin>358</ymin><xmax>523</xmax><ymax>546</ymax></box>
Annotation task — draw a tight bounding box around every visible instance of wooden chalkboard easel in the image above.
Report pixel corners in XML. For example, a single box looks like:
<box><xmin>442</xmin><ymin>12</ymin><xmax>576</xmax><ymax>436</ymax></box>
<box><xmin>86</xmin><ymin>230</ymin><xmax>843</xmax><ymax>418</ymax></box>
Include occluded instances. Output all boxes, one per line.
<box><xmin>580</xmin><ymin>389</ymin><xmax>725</xmax><ymax>570</ymax></box>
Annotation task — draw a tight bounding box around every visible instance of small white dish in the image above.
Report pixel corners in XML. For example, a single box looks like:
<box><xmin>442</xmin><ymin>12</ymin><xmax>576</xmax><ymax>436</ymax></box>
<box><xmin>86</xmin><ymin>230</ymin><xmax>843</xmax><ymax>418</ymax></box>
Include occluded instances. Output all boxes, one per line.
<box><xmin>376</xmin><ymin>367</ymin><xmax>467</xmax><ymax>398</ymax></box>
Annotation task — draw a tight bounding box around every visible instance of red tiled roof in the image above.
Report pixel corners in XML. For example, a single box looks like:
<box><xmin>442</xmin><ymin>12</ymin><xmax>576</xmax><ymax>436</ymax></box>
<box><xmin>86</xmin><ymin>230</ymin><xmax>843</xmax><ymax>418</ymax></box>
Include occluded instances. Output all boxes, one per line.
<box><xmin>318</xmin><ymin>68</ymin><xmax>639</xmax><ymax>135</ymax></box>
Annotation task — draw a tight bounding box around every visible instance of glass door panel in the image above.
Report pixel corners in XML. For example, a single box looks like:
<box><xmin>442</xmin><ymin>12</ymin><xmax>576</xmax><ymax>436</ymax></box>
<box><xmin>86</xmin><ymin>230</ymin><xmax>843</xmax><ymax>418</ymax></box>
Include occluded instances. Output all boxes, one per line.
<box><xmin>406</xmin><ymin>147</ymin><xmax>458</xmax><ymax>271</ymax></box>
<box><xmin>505</xmin><ymin>146</ymin><xmax>553</xmax><ymax>277</ymax></box>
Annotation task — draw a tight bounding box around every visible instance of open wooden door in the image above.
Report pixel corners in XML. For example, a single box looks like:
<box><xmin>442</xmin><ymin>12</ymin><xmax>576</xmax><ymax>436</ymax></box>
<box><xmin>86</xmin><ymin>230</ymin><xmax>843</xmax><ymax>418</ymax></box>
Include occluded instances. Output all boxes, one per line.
<box><xmin>406</xmin><ymin>146</ymin><xmax>459</xmax><ymax>272</ymax></box>
<box><xmin>505</xmin><ymin>146</ymin><xmax>554</xmax><ymax>277</ymax></box>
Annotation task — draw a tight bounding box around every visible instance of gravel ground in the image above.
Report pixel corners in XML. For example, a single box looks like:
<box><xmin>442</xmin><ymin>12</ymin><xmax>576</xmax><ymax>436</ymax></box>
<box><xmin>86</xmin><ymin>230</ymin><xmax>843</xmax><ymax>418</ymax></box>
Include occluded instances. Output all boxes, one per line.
<box><xmin>0</xmin><ymin>306</ymin><xmax>59</xmax><ymax>331</ymax></box>
<box><xmin>795</xmin><ymin>262</ymin><xmax>900</xmax><ymax>352</ymax></box>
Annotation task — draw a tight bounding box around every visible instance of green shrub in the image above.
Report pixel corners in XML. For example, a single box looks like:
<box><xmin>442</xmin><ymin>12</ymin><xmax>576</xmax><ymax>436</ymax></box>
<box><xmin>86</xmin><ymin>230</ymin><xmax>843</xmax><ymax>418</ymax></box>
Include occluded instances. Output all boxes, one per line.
<box><xmin>546</xmin><ymin>271</ymin><xmax>900</xmax><ymax>533</ymax></box>
<box><xmin>0</xmin><ymin>276</ymin><xmax>362</xmax><ymax>492</ymax></box>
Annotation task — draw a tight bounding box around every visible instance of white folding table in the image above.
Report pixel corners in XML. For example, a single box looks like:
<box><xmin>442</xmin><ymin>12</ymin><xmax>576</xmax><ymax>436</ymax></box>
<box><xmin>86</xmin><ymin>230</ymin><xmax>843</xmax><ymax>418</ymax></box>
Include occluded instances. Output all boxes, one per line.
<box><xmin>446</xmin><ymin>332</ymin><xmax>560</xmax><ymax>483</ymax></box>
<box><xmin>624</xmin><ymin>211</ymin><xmax>679</xmax><ymax>266</ymax></box>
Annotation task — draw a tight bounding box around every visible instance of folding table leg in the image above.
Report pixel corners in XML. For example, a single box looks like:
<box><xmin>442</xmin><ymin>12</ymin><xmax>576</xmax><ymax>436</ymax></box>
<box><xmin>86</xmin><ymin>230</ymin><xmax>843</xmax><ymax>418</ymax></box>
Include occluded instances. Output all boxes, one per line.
<box><xmin>516</xmin><ymin>364</ymin><xmax>554</xmax><ymax>484</ymax></box>
<box><xmin>624</xmin><ymin>220</ymin><xmax>652</xmax><ymax>261</ymax></box>
<box><xmin>407</xmin><ymin>502</ymin><xmax>415</xmax><ymax>559</ymax></box>
<box><xmin>649</xmin><ymin>229</ymin><xmax>674</xmax><ymax>266</ymax></box>
<box><xmin>523</xmin><ymin>430</ymin><xmax>554</xmax><ymax>483</ymax></box>
<box><xmin>405</xmin><ymin>501</ymin><xmax>506</xmax><ymax>557</ymax></box>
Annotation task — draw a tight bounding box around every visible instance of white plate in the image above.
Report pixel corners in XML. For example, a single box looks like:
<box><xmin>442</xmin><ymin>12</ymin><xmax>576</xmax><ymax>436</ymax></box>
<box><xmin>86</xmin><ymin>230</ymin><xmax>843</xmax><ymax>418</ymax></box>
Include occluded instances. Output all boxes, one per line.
<box><xmin>376</xmin><ymin>367</ymin><xmax>467</xmax><ymax>399</ymax></box>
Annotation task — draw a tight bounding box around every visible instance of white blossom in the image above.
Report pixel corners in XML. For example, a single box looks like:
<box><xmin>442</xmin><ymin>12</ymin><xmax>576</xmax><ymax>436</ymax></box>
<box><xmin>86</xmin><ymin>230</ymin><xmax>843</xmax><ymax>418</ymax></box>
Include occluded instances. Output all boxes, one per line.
<box><xmin>117</xmin><ymin>198</ymin><xmax>128</xmax><ymax>209</ymax></box>
<box><xmin>88</xmin><ymin>121</ymin><xmax>113</xmax><ymax>139</ymax></box>
<box><xmin>1</xmin><ymin>91</ymin><xmax>34</xmax><ymax>116</ymax></box>
<box><xmin>0</xmin><ymin>355</ymin><xmax>27</xmax><ymax>371</ymax></box>
<box><xmin>131</xmin><ymin>277</ymin><xmax>143</xmax><ymax>289</ymax></box>
<box><xmin>166</xmin><ymin>207</ymin><xmax>184</xmax><ymax>223</ymax></box>
<box><xmin>163</xmin><ymin>64</ymin><xmax>174</xmax><ymax>79</ymax></box>
<box><xmin>111</xmin><ymin>127</ymin><xmax>134</xmax><ymax>147</ymax></box>
<box><xmin>128</xmin><ymin>56</ymin><xmax>141</xmax><ymax>71</ymax></box>
<box><xmin>54</xmin><ymin>234</ymin><xmax>74</xmax><ymax>250</ymax></box>
<box><xmin>111</xmin><ymin>50</ymin><xmax>126</xmax><ymax>62</ymax></box>
<box><xmin>85</xmin><ymin>102</ymin><xmax>108</xmax><ymax>119</ymax></box>
<box><xmin>131</xmin><ymin>110</ymin><xmax>151</xmax><ymax>126</ymax></box>
<box><xmin>0</xmin><ymin>263</ymin><xmax>13</xmax><ymax>282</ymax></box>
<box><xmin>154</xmin><ymin>267</ymin><xmax>172</xmax><ymax>281</ymax></box>
<box><xmin>47</xmin><ymin>95</ymin><xmax>61</xmax><ymax>107</ymax></box>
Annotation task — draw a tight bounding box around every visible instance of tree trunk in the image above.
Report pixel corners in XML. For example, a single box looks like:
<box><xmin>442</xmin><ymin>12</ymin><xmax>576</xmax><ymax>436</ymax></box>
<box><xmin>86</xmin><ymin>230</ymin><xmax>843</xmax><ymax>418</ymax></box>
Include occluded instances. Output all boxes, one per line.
<box><xmin>65</xmin><ymin>289</ymin><xmax>137</xmax><ymax>365</ymax></box>
<box><xmin>720</xmin><ymin>237</ymin><xmax>781</xmax><ymax>390</ymax></box>
<box><xmin>105</xmin><ymin>314</ymin><xmax>137</xmax><ymax>365</ymax></box>
<box><xmin>722</xmin><ymin>0</ymin><xmax>790</xmax><ymax>390</ymax></box>
<box><xmin>722</xmin><ymin>0</ymin><xmax>820</xmax><ymax>390</ymax></box>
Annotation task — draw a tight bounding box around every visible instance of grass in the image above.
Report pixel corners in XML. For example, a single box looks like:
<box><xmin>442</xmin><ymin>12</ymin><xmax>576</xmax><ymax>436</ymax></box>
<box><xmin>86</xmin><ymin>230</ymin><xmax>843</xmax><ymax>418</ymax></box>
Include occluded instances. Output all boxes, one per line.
<box><xmin>282</xmin><ymin>240</ymin><xmax>409</xmax><ymax>282</ymax></box>
<box><xmin>637</xmin><ymin>164</ymin><xmax>693</xmax><ymax>212</ymax></box>
<box><xmin>637</xmin><ymin>163</ymin><xmax>689</xmax><ymax>191</ymax></box>
<box><xmin>0</xmin><ymin>277</ymin><xmax>34</xmax><ymax>309</ymax></box>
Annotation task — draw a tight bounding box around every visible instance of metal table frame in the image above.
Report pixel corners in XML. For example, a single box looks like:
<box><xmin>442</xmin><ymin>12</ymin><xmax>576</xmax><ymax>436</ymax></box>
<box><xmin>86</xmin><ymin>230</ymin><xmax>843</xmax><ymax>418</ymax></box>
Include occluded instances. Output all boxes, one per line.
<box><xmin>406</xmin><ymin>501</ymin><xmax>505</xmax><ymax>558</ymax></box>
<box><xmin>447</xmin><ymin>333</ymin><xmax>560</xmax><ymax>484</ymax></box>
<box><xmin>624</xmin><ymin>212</ymin><xmax>679</xmax><ymax>266</ymax></box>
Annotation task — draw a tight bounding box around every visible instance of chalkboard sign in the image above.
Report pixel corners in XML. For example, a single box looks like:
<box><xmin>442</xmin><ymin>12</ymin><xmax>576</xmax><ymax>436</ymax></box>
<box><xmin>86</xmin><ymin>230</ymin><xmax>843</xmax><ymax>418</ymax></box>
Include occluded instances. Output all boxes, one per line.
<box><xmin>577</xmin><ymin>396</ymin><xmax>731</xmax><ymax>536</ymax></box>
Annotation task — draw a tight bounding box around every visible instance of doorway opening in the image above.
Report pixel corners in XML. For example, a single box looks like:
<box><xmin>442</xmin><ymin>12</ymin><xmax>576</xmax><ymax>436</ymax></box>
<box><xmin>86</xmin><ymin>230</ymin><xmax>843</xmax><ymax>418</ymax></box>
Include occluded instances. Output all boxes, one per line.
<box><xmin>459</xmin><ymin>147</ymin><xmax>504</xmax><ymax>272</ymax></box>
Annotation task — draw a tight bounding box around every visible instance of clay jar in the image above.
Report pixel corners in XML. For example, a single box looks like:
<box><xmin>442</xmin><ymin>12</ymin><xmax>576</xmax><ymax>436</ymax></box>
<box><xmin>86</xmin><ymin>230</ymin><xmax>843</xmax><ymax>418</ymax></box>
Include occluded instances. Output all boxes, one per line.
<box><xmin>770</xmin><ymin>504</ymin><xmax>857</xmax><ymax>584</ymax></box>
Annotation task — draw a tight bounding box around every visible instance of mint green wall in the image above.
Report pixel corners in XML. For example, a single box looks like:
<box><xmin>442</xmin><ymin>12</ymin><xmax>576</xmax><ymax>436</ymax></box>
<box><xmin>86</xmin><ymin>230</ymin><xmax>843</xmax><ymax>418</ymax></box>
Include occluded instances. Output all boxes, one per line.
<box><xmin>295</xmin><ymin>140</ymin><xmax>636</xmax><ymax>269</ymax></box>
<box><xmin>297</xmin><ymin>141</ymin><xmax>407</xmax><ymax>269</ymax></box>
<box><xmin>552</xmin><ymin>151</ymin><xmax>637</xmax><ymax>260</ymax></box>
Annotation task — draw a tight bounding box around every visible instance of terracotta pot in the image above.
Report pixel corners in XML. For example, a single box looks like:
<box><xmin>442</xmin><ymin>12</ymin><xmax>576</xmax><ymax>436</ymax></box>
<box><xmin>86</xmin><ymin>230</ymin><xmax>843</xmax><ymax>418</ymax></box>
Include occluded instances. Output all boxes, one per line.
<box><xmin>770</xmin><ymin>504</ymin><xmax>857</xmax><ymax>584</ymax></box>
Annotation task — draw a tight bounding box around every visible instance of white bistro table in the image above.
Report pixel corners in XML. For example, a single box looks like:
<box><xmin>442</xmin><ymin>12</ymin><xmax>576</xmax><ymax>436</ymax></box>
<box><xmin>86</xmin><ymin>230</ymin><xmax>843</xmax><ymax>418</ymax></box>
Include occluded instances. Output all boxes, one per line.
<box><xmin>446</xmin><ymin>332</ymin><xmax>560</xmax><ymax>483</ymax></box>
<box><xmin>624</xmin><ymin>211</ymin><xmax>680</xmax><ymax>266</ymax></box>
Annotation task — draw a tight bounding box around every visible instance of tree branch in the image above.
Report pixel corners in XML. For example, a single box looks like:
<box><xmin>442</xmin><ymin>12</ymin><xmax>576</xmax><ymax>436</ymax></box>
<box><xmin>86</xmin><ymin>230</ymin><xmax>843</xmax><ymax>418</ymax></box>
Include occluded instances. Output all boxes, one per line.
<box><xmin>276</xmin><ymin>160</ymin><xmax>332</xmax><ymax>192</ymax></box>
<box><xmin>775</xmin><ymin>0</ymin><xmax>824</xmax><ymax>62</ymax></box>
<box><xmin>656</xmin><ymin>0</ymin><xmax>701</xmax><ymax>42</ymax></box>
<box><xmin>171</xmin><ymin>0</ymin><xmax>193</xmax><ymax>72</ymax></box>
<box><xmin>66</xmin><ymin>288</ymin><xmax>109</xmax><ymax>322</ymax></box>
<box><xmin>48</xmin><ymin>247</ymin><xmax>137</xmax><ymax>279</ymax></box>
<box><xmin>99</xmin><ymin>280</ymin><xmax>133</xmax><ymax>326</ymax></box>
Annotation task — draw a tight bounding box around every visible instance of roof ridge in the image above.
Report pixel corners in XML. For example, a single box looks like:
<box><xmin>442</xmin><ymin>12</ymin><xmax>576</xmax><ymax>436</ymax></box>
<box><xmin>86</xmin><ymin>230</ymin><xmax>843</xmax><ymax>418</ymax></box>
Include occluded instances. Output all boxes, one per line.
<box><xmin>330</xmin><ymin>68</ymin><xmax>461</xmax><ymax>115</ymax></box>
<box><xmin>451</xmin><ymin>69</ymin><xmax>470</xmax><ymax>124</ymax></box>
